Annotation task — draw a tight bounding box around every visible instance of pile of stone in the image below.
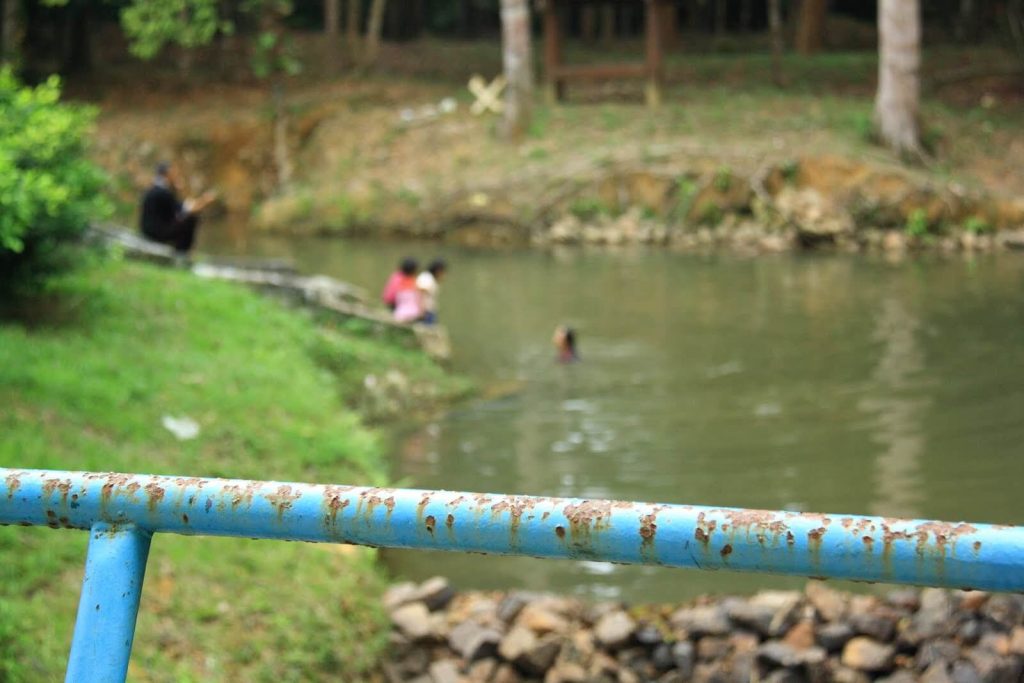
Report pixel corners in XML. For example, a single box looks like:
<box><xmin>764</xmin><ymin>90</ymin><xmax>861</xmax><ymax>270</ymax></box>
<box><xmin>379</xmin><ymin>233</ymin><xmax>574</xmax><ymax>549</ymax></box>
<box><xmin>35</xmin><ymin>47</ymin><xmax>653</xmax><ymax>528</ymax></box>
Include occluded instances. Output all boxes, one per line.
<box><xmin>383</xmin><ymin>578</ymin><xmax>1024</xmax><ymax>683</ymax></box>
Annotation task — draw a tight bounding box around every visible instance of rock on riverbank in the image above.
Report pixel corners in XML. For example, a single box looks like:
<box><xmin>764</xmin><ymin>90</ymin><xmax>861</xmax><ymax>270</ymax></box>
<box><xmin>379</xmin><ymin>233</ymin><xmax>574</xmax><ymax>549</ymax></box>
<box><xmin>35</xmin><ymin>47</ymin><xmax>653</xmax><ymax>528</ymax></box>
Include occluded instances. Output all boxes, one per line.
<box><xmin>383</xmin><ymin>578</ymin><xmax>1024</xmax><ymax>683</ymax></box>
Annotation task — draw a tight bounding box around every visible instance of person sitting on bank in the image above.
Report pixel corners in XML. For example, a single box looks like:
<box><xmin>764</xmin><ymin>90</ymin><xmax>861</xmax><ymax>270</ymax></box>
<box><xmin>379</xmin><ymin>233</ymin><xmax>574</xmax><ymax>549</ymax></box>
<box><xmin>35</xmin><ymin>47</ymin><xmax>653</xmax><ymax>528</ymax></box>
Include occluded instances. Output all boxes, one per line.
<box><xmin>382</xmin><ymin>257</ymin><xmax>419</xmax><ymax>312</ymax></box>
<box><xmin>139</xmin><ymin>161</ymin><xmax>217</xmax><ymax>255</ymax></box>
<box><xmin>416</xmin><ymin>259</ymin><xmax>447</xmax><ymax>325</ymax></box>
<box><xmin>392</xmin><ymin>262</ymin><xmax>424</xmax><ymax>324</ymax></box>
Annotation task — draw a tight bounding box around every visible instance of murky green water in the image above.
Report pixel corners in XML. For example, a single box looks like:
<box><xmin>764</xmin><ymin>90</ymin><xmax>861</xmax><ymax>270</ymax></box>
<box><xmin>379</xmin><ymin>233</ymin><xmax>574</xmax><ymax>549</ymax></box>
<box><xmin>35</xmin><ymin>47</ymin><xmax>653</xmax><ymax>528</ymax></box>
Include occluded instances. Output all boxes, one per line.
<box><xmin>201</xmin><ymin>228</ymin><xmax>1024</xmax><ymax>602</ymax></box>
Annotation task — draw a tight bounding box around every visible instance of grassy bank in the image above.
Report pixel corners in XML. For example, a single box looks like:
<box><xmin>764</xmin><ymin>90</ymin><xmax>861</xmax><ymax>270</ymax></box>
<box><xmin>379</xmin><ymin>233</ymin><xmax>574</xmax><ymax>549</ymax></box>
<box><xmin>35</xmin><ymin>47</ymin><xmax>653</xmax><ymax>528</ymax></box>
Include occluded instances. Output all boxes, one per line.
<box><xmin>0</xmin><ymin>257</ymin><xmax>466</xmax><ymax>681</ymax></box>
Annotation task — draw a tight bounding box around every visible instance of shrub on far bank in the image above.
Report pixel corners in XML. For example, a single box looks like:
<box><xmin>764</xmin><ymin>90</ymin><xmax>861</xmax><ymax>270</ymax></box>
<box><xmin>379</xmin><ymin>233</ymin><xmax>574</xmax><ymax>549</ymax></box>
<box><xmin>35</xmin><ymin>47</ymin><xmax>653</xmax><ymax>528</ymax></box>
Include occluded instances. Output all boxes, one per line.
<box><xmin>0</xmin><ymin>68</ymin><xmax>109</xmax><ymax>298</ymax></box>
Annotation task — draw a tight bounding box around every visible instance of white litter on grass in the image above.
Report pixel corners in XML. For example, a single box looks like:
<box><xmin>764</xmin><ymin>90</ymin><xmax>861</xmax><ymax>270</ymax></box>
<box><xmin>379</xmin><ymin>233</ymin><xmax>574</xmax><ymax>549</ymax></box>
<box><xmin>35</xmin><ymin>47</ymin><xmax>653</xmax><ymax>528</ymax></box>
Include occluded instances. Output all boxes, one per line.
<box><xmin>161</xmin><ymin>415</ymin><xmax>200</xmax><ymax>441</ymax></box>
<box><xmin>398</xmin><ymin>97</ymin><xmax>459</xmax><ymax>125</ymax></box>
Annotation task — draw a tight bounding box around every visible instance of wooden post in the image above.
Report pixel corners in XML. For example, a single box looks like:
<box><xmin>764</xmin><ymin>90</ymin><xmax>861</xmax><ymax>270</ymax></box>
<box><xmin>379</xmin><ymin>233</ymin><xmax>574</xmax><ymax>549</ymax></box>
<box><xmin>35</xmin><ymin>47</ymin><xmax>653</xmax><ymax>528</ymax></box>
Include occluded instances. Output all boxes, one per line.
<box><xmin>543</xmin><ymin>0</ymin><xmax>564</xmax><ymax>104</ymax></box>
<box><xmin>644</xmin><ymin>0</ymin><xmax>664</xmax><ymax>107</ymax></box>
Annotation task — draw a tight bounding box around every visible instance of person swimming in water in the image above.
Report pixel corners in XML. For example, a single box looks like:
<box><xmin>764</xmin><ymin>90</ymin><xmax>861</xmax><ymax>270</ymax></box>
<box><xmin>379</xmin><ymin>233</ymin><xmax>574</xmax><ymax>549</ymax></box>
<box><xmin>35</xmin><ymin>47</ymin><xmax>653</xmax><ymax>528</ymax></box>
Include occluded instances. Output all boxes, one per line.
<box><xmin>553</xmin><ymin>325</ymin><xmax>579</xmax><ymax>363</ymax></box>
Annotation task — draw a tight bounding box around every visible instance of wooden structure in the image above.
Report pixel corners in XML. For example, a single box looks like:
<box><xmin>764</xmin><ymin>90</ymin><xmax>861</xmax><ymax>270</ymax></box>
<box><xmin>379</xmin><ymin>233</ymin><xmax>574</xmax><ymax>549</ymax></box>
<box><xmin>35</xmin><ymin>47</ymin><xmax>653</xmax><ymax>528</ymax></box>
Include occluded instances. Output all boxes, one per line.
<box><xmin>542</xmin><ymin>0</ymin><xmax>669</xmax><ymax>107</ymax></box>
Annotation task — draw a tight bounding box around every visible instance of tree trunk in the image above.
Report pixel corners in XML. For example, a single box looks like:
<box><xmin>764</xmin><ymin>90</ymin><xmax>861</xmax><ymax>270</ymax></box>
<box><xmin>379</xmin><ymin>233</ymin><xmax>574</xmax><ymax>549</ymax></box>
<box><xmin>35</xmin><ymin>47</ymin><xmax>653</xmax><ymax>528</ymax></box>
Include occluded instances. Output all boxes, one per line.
<box><xmin>795</xmin><ymin>0</ymin><xmax>827</xmax><ymax>54</ymax></box>
<box><xmin>457</xmin><ymin>0</ymin><xmax>471</xmax><ymax>37</ymax></box>
<box><xmin>1007</xmin><ymin>0</ymin><xmax>1024</xmax><ymax>62</ymax></box>
<box><xmin>739</xmin><ymin>0</ymin><xmax>754</xmax><ymax>32</ymax></box>
<box><xmin>325</xmin><ymin>0</ymin><xmax>340</xmax><ymax>35</ymax></box>
<box><xmin>363</xmin><ymin>0</ymin><xmax>387</xmax><ymax>63</ymax></box>
<box><xmin>601</xmin><ymin>3</ymin><xmax>615</xmax><ymax>45</ymax></box>
<box><xmin>346</xmin><ymin>0</ymin><xmax>362</xmax><ymax>58</ymax></box>
<box><xmin>875</xmin><ymin>0</ymin><xmax>922</xmax><ymax>157</ymax></box>
<box><xmin>769</xmin><ymin>0</ymin><xmax>784</xmax><ymax>86</ymax></box>
<box><xmin>2</xmin><ymin>0</ymin><xmax>22</xmax><ymax>65</ymax></box>
<box><xmin>581</xmin><ymin>5</ymin><xmax>597</xmax><ymax>42</ymax></box>
<box><xmin>65</xmin><ymin>3</ymin><xmax>92</xmax><ymax>74</ymax></box>
<box><xmin>715</xmin><ymin>0</ymin><xmax>727</xmax><ymax>34</ymax></box>
<box><xmin>955</xmin><ymin>0</ymin><xmax>974</xmax><ymax>42</ymax></box>
<box><xmin>687</xmin><ymin>0</ymin><xmax>702</xmax><ymax>32</ymax></box>
<box><xmin>663</xmin><ymin>1</ymin><xmax>679</xmax><ymax>48</ymax></box>
<box><xmin>500</xmin><ymin>0</ymin><xmax>532</xmax><ymax>139</ymax></box>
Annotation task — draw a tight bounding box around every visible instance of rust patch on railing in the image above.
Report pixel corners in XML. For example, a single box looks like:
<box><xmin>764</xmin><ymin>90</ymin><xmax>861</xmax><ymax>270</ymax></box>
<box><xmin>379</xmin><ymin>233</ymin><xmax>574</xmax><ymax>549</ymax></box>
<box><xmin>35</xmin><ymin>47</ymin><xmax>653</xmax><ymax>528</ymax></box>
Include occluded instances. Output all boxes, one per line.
<box><xmin>724</xmin><ymin>509</ymin><xmax>789</xmax><ymax>540</ymax></box>
<box><xmin>4</xmin><ymin>472</ymin><xmax>22</xmax><ymax>500</ymax></box>
<box><xmin>221</xmin><ymin>481</ymin><xmax>260</xmax><ymax>511</ymax></box>
<box><xmin>562</xmin><ymin>500</ymin><xmax>617</xmax><ymax>556</ymax></box>
<box><xmin>424</xmin><ymin>515</ymin><xmax>436</xmax><ymax>536</ymax></box>
<box><xmin>43</xmin><ymin>478</ymin><xmax>73</xmax><ymax>504</ymax></box>
<box><xmin>99</xmin><ymin>474</ymin><xmax>131</xmax><ymax>508</ymax></box>
<box><xmin>807</xmin><ymin>527</ymin><xmax>826</xmax><ymax>570</ymax></box>
<box><xmin>144</xmin><ymin>483</ymin><xmax>165</xmax><ymax>512</ymax></box>
<box><xmin>694</xmin><ymin>512</ymin><xmax>717</xmax><ymax>549</ymax></box>
<box><xmin>321</xmin><ymin>485</ymin><xmax>351</xmax><ymax>536</ymax></box>
<box><xmin>491</xmin><ymin>497</ymin><xmax>535</xmax><ymax>546</ymax></box>
<box><xmin>265</xmin><ymin>485</ymin><xmax>301</xmax><ymax>519</ymax></box>
<box><xmin>639</xmin><ymin>511</ymin><xmax>660</xmax><ymax>562</ymax></box>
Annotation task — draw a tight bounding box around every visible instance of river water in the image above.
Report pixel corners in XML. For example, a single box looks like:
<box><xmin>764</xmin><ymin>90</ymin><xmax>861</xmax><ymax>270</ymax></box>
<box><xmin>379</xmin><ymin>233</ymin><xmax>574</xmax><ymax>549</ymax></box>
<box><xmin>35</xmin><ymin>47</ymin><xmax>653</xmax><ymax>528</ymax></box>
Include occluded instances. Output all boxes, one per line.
<box><xmin>201</xmin><ymin>229</ymin><xmax>1024</xmax><ymax>603</ymax></box>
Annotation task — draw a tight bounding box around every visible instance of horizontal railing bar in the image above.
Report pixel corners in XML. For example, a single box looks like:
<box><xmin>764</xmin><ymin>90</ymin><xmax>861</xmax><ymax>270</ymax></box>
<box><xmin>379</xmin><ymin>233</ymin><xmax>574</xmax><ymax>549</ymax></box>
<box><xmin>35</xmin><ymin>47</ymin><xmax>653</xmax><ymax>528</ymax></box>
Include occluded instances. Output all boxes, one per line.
<box><xmin>2</xmin><ymin>468</ymin><xmax>1022</xmax><ymax>592</ymax></box>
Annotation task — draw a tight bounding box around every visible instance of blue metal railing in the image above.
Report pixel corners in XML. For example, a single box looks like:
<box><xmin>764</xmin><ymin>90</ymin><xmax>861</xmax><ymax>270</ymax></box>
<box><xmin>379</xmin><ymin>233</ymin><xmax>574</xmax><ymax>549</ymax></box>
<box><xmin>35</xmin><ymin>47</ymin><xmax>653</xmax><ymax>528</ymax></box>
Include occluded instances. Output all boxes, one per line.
<box><xmin>2</xmin><ymin>467</ymin><xmax>1022</xmax><ymax>681</ymax></box>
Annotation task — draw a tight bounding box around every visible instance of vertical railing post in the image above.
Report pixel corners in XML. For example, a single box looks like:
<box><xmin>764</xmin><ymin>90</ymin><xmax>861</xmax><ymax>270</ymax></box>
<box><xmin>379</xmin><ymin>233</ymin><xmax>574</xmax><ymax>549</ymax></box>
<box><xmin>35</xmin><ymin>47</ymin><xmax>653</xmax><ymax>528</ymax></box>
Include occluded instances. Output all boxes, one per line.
<box><xmin>65</xmin><ymin>523</ymin><xmax>152</xmax><ymax>683</ymax></box>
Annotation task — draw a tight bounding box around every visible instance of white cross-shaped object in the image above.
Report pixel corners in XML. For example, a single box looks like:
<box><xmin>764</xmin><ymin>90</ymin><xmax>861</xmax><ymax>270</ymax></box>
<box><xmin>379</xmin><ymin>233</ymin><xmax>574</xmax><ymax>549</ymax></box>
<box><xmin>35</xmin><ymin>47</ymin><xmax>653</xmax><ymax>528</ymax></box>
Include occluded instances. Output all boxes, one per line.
<box><xmin>468</xmin><ymin>74</ymin><xmax>507</xmax><ymax>116</ymax></box>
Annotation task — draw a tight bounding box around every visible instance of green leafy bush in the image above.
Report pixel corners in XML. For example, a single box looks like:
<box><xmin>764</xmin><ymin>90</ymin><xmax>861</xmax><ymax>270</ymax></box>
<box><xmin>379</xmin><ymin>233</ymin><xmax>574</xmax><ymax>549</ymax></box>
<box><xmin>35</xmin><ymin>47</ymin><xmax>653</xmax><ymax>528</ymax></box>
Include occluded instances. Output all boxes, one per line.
<box><xmin>904</xmin><ymin>208</ymin><xmax>930</xmax><ymax>238</ymax></box>
<box><xmin>963</xmin><ymin>215</ymin><xmax>993</xmax><ymax>235</ymax></box>
<box><xmin>0</xmin><ymin>68</ymin><xmax>109</xmax><ymax>296</ymax></box>
<box><xmin>569</xmin><ymin>196</ymin><xmax>613</xmax><ymax>222</ymax></box>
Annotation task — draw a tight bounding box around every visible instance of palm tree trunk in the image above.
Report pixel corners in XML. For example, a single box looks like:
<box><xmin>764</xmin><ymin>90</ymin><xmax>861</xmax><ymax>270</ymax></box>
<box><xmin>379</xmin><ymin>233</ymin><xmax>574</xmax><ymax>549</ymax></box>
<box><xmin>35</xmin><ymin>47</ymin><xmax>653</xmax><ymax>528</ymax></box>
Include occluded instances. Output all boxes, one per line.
<box><xmin>500</xmin><ymin>0</ymin><xmax>533</xmax><ymax>139</ymax></box>
<box><xmin>875</xmin><ymin>0</ymin><xmax>923</xmax><ymax>157</ymax></box>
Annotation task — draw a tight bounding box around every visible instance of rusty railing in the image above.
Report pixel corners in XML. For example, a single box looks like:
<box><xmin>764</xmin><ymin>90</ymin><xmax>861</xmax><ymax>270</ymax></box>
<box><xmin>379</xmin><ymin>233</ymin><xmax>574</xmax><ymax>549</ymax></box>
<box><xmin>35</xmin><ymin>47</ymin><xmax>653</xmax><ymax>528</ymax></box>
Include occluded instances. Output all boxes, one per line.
<box><xmin>2</xmin><ymin>467</ymin><xmax>1022</xmax><ymax>682</ymax></box>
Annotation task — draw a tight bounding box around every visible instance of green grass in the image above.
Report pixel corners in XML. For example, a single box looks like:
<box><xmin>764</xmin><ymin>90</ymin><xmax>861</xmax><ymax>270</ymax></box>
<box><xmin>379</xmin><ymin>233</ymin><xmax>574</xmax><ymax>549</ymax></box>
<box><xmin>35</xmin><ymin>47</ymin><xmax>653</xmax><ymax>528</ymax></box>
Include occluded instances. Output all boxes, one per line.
<box><xmin>0</xmin><ymin>258</ymin><xmax>465</xmax><ymax>681</ymax></box>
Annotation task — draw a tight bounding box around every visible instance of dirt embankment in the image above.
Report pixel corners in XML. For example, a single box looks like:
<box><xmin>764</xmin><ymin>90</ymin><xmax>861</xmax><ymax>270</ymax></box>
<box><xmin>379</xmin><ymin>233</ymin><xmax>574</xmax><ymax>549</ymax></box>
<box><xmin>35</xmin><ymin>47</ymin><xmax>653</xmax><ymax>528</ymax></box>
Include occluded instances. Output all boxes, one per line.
<box><xmin>91</xmin><ymin>72</ymin><xmax>1024</xmax><ymax>255</ymax></box>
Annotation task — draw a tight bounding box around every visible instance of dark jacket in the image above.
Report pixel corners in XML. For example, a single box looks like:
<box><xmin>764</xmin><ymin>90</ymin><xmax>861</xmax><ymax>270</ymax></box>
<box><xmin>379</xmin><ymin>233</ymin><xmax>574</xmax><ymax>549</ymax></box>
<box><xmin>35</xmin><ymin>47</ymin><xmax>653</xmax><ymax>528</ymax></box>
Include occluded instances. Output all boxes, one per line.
<box><xmin>139</xmin><ymin>182</ymin><xmax>183</xmax><ymax>240</ymax></box>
